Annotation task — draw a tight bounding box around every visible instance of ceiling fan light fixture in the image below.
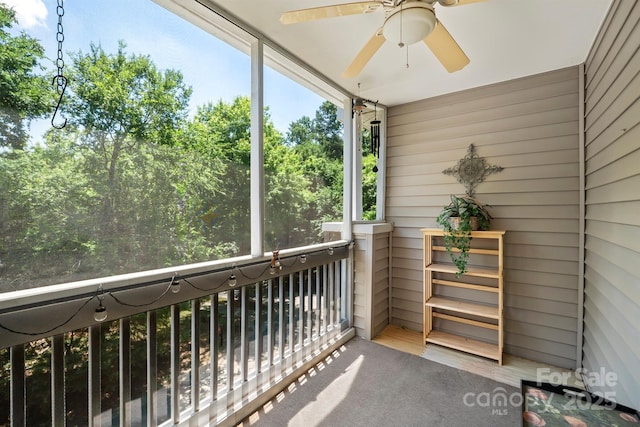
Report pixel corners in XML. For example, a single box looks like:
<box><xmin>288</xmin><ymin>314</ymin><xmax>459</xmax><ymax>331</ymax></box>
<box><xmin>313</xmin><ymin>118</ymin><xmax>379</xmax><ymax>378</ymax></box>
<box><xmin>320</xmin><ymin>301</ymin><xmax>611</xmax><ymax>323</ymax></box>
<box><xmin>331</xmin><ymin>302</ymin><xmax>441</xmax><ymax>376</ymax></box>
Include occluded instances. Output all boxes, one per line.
<box><xmin>383</xmin><ymin>4</ymin><xmax>436</xmax><ymax>46</ymax></box>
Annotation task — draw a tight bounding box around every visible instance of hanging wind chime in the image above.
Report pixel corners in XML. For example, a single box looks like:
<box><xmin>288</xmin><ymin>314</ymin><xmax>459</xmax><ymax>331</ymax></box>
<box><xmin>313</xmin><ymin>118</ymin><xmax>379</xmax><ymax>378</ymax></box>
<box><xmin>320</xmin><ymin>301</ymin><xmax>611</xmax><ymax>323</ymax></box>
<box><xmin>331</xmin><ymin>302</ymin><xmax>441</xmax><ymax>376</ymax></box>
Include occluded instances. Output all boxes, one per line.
<box><xmin>370</xmin><ymin>103</ymin><xmax>381</xmax><ymax>173</ymax></box>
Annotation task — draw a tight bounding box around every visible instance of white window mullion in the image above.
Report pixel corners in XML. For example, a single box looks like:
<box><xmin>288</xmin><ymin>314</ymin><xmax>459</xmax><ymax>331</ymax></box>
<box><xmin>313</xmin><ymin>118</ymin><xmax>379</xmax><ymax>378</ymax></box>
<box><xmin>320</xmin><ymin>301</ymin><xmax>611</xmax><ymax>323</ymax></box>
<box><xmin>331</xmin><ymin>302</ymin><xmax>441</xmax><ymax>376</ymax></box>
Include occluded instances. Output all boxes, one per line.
<box><xmin>343</xmin><ymin>98</ymin><xmax>354</xmax><ymax>240</ymax></box>
<box><xmin>250</xmin><ymin>38</ymin><xmax>265</xmax><ymax>257</ymax></box>
<box><xmin>353</xmin><ymin>111</ymin><xmax>363</xmax><ymax>220</ymax></box>
<box><xmin>376</xmin><ymin>107</ymin><xmax>387</xmax><ymax>220</ymax></box>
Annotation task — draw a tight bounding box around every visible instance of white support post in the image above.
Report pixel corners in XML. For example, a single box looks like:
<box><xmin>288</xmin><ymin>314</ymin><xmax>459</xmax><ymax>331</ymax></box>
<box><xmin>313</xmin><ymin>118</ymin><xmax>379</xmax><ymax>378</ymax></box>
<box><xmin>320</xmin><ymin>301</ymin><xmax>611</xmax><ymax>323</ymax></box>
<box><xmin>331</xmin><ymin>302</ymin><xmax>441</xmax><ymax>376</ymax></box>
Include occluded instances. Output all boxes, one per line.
<box><xmin>251</xmin><ymin>38</ymin><xmax>265</xmax><ymax>257</ymax></box>
<box><xmin>342</xmin><ymin>98</ymin><xmax>353</xmax><ymax>241</ymax></box>
<box><xmin>353</xmin><ymin>111</ymin><xmax>363</xmax><ymax>220</ymax></box>
<box><xmin>376</xmin><ymin>107</ymin><xmax>387</xmax><ymax>220</ymax></box>
<box><xmin>342</xmin><ymin>98</ymin><xmax>354</xmax><ymax>329</ymax></box>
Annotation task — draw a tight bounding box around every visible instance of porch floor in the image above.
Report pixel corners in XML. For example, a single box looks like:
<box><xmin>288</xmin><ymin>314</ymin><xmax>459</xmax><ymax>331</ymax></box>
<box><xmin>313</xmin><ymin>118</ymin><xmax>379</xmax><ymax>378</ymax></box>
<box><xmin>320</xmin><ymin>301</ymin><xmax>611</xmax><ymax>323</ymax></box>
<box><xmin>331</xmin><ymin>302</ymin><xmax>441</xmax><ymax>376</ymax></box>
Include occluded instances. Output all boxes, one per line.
<box><xmin>236</xmin><ymin>325</ymin><xmax>583</xmax><ymax>426</ymax></box>
<box><xmin>372</xmin><ymin>324</ymin><xmax>583</xmax><ymax>389</ymax></box>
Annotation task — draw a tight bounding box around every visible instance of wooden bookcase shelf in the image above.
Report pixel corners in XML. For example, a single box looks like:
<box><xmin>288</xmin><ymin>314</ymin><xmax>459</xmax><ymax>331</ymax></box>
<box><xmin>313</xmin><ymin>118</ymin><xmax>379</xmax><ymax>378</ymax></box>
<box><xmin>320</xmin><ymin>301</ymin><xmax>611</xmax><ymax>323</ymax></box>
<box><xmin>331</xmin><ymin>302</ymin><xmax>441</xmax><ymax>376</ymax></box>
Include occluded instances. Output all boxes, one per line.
<box><xmin>422</xmin><ymin>228</ymin><xmax>506</xmax><ymax>365</ymax></box>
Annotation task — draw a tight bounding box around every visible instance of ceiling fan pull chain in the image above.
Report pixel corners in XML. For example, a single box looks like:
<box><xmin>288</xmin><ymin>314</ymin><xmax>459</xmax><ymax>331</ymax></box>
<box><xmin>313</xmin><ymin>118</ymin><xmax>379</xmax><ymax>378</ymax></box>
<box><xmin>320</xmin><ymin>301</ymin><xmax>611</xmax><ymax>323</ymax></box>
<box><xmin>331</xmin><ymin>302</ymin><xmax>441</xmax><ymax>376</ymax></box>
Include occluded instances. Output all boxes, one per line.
<box><xmin>398</xmin><ymin>4</ymin><xmax>405</xmax><ymax>47</ymax></box>
<box><xmin>406</xmin><ymin>44</ymin><xmax>410</xmax><ymax>69</ymax></box>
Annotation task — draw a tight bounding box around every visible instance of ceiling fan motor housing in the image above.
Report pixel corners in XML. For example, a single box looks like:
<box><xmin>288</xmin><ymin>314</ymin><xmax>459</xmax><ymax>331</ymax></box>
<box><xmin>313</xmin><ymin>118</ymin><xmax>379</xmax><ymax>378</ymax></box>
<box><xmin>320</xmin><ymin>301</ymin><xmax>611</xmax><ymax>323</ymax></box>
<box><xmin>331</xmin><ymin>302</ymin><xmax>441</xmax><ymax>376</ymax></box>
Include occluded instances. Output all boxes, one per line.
<box><xmin>383</xmin><ymin>3</ymin><xmax>437</xmax><ymax>46</ymax></box>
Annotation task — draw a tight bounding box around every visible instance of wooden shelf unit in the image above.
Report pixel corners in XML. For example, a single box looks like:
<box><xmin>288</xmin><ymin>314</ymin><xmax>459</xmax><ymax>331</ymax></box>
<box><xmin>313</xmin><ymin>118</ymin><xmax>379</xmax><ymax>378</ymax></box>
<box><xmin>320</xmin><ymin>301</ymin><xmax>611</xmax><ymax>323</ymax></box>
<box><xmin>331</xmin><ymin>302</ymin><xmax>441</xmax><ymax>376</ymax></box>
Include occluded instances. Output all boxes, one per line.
<box><xmin>422</xmin><ymin>228</ymin><xmax>506</xmax><ymax>365</ymax></box>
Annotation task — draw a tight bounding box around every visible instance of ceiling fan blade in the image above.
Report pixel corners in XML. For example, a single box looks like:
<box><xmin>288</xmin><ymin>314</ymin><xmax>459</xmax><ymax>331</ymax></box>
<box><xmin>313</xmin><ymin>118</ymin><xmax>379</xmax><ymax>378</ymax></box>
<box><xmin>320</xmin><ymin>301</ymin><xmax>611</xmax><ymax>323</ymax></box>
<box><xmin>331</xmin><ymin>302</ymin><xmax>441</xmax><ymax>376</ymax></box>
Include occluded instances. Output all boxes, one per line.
<box><xmin>423</xmin><ymin>20</ymin><xmax>470</xmax><ymax>73</ymax></box>
<box><xmin>439</xmin><ymin>0</ymin><xmax>486</xmax><ymax>6</ymax></box>
<box><xmin>280</xmin><ymin>1</ymin><xmax>383</xmax><ymax>25</ymax></box>
<box><xmin>342</xmin><ymin>28</ymin><xmax>386</xmax><ymax>78</ymax></box>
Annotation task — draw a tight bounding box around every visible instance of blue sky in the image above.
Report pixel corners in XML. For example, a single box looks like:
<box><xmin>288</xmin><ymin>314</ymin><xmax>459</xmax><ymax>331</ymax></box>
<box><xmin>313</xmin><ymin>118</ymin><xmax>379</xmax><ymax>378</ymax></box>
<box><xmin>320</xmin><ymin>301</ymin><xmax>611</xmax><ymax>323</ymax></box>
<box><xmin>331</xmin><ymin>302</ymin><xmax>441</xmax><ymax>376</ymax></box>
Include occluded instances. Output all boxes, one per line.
<box><xmin>4</xmin><ymin>0</ymin><xmax>325</xmax><ymax>138</ymax></box>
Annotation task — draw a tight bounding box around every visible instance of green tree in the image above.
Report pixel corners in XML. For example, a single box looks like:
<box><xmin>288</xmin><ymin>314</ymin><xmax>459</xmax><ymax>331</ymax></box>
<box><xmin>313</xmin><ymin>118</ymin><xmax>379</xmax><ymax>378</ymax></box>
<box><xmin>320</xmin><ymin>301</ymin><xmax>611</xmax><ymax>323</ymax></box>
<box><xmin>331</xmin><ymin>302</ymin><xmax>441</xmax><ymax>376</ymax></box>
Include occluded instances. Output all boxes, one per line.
<box><xmin>0</xmin><ymin>5</ymin><xmax>51</xmax><ymax>149</ymax></box>
<box><xmin>63</xmin><ymin>41</ymin><xmax>192</xmax><ymax>240</ymax></box>
<box><xmin>286</xmin><ymin>101</ymin><xmax>344</xmax><ymax>227</ymax></box>
<box><xmin>182</xmin><ymin>96</ymin><xmax>313</xmax><ymax>251</ymax></box>
<box><xmin>313</xmin><ymin>101</ymin><xmax>343</xmax><ymax>160</ymax></box>
<box><xmin>181</xmin><ymin>97</ymin><xmax>253</xmax><ymax>254</ymax></box>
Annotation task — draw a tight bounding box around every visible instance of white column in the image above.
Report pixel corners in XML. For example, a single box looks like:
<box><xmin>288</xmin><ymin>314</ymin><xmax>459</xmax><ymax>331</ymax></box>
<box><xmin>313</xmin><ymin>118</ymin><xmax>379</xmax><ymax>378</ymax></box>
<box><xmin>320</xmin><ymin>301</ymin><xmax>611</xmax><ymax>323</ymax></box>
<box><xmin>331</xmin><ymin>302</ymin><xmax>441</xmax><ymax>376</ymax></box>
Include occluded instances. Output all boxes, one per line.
<box><xmin>251</xmin><ymin>38</ymin><xmax>265</xmax><ymax>257</ymax></box>
<box><xmin>353</xmin><ymin>111</ymin><xmax>363</xmax><ymax>220</ymax></box>
<box><xmin>342</xmin><ymin>98</ymin><xmax>353</xmax><ymax>240</ymax></box>
<box><xmin>376</xmin><ymin>107</ymin><xmax>387</xmax><ymax>220</ymax></box>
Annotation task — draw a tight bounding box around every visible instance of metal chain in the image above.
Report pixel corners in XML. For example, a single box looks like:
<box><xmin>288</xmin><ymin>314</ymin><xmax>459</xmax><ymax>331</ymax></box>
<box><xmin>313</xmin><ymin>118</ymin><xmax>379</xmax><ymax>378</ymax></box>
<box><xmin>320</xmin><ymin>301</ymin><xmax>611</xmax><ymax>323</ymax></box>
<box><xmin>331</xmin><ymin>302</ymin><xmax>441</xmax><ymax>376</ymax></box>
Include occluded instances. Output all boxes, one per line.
<box><xmin>55</xmin><ymin>0</ymin><xmax>65</xmax><ymax>92</ymax></box>
<box><xmin>51</xmin><ymin>0</ymin><xmax>67</xmax><ymax>129</ymax></box>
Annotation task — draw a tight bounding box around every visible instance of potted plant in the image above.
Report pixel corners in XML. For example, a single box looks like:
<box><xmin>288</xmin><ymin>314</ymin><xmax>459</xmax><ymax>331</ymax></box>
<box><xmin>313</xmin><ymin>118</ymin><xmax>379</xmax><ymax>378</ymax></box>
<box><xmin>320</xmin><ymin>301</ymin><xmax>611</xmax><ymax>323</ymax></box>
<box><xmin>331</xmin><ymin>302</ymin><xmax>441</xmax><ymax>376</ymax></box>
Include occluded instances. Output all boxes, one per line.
<box><xmin>436</xmin><ymin>195</ymin><xmax>492</xmax><ymax>276</ymax></box>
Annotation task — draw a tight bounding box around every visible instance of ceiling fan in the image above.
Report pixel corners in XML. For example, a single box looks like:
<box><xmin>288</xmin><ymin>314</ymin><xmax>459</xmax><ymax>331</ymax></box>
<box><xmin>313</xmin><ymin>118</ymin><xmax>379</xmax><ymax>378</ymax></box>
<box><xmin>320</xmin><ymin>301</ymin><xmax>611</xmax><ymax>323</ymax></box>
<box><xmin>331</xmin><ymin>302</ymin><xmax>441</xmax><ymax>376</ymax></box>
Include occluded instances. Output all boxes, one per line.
<box><xmin>280</xmin><ymin>0</ymin><xmax>485</xmax><ymax>78</ymax></box>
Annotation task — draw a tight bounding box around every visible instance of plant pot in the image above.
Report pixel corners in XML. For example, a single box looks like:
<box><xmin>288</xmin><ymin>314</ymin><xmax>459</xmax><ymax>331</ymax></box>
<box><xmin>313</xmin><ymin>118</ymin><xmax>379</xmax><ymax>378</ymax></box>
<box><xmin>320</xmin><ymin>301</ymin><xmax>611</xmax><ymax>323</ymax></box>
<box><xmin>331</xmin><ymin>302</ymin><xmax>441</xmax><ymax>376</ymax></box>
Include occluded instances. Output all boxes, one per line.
<box><xmin>448</xmin><ymin>216</ymin><xmax>479</xmax><ymax>231</ymax></box>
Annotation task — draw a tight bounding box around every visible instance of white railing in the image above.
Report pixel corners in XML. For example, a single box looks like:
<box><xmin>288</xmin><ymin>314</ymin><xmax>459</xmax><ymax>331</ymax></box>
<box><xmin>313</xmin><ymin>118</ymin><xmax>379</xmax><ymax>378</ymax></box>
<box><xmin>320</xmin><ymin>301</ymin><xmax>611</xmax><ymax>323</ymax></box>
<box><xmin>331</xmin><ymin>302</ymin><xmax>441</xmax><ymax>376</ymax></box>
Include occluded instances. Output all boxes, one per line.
<box><xmin>0</xmin><ymin>241</ymin><xmax>353</xmax><ymax>426</ymax></box>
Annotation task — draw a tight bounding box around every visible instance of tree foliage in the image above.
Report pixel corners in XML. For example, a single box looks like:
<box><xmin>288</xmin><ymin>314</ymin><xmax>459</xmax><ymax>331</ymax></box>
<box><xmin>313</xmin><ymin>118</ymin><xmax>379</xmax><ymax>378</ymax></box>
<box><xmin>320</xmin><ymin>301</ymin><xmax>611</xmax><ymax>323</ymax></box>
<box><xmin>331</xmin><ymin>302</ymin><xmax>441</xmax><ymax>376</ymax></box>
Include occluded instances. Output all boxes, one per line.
<box><xmin>0</xmin><ymin>5</ymin><xmax>52</xmax><ymax>149</ymax></box>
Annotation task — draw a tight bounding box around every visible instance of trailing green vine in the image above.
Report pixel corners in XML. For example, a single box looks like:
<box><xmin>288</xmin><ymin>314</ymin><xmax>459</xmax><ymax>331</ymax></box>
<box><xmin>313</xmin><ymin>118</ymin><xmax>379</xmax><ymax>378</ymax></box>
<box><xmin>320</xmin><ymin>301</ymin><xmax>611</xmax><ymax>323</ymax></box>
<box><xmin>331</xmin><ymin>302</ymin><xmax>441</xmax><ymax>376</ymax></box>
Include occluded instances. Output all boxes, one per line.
<box><xmin>436</xmin><ymin>195</ymin><xmax>492</xmax><ymax>277</ymax></box>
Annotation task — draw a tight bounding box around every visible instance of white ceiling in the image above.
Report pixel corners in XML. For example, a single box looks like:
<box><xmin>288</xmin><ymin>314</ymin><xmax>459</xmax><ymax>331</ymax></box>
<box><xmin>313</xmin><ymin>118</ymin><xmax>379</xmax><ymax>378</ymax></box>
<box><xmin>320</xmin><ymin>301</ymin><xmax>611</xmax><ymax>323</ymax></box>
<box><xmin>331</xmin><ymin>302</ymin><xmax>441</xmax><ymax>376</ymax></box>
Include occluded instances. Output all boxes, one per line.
<box><xmin>206</xmin><ymin>0</ymin><xmax>612</xmax><ymax>107</ymax></box>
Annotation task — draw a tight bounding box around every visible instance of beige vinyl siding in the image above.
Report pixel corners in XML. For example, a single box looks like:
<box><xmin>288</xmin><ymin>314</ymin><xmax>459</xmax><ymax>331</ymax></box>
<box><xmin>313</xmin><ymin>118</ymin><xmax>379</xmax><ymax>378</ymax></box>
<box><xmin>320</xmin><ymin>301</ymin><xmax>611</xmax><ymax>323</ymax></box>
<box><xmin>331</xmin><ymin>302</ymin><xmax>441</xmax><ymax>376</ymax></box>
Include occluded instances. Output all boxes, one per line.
<box><xmin>386</xmin><ymin>67</ymin><xmax>581</xmax><ymax>368</ymax></box>
<box><xmin>372</xmin><ymin>233</ymin><xmax>390</xmax><ymax>337</ymax></box>
<box><xmin>583</xmin><ymin>0</ymin><xmax>640</xmax><ymax>409</ymax></box>
<box><xmin>352</xmin><ymin>224</ymin><xmax>392</xmax><ymax>339</ymax></box>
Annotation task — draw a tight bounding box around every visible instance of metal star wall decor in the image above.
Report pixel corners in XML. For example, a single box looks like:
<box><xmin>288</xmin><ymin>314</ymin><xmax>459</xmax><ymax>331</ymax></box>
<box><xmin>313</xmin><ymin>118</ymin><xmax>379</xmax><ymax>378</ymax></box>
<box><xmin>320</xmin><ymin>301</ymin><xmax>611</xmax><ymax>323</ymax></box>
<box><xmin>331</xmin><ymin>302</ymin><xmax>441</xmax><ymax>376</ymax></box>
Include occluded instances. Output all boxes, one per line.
<box><xmin>443</xmin><ymin>144</ymin><xmax>504</xmax><ymax>197</ymax></box>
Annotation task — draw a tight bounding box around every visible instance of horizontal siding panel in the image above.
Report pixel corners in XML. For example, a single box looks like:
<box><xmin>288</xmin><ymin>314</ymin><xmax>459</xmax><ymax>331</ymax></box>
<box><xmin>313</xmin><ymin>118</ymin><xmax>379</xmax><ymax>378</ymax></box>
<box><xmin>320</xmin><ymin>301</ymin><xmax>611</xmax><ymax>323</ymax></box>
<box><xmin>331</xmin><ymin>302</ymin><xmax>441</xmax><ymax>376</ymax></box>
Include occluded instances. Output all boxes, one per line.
<box><xmin>490</xmin><ymin>219</ymin><xmax>578</xmax><ymax>233</ymax></box>
<box><xmin>388</xmin><ymin>143</ymin><xmax>578</xmax><ymax>168</ymax></box>
<box><xmin>505</xmin><ymin>341</ymin><xmax>575</xmax><ymax>369</ymax></box>
<box><xmin>582</xmin><ymin>310</ymin><xmax>640</xmax><ymax>402</ymax></box>
<box><xmin>387</xmin><ymin>122</ymin><xmax>578</xmax><ymax>157</ymax></box>
<box><xmin>388</xmin><ymin>191</ymin><xmax>580</xmax><ymax>207</ymax></box>
<box><xmin>584</xmin><ymin>0</ymin><xmax>625</xmax><ymax>80</ymax></box>
<box><xmin>390</xmin><ymin>78</ymin><xmax>578</xmax><ymax>128</ymax></box>
<box><xmin>387</xmin><ymin>134</ymin><xmax>578</xmax><ymax>163</ymax></box>
<box><xmin>507</xmin><ymin>282</ymin><xmax>578</xmax><ymax>304</ymax></box>
<box><xmin>586</xmin><ymin>112</ymin><xmax>640</xmax><ymax>172</ymax></box>
<box><xmin>585</xmin><ymin>97</ymin><xmax>640</xmax><ymax>157</ymax></box>
<box><xmin>581</xmin><ymin>339</ymin><xmax>636</xmax><ymax>409</ymax></box>
<box><xmin>503</xmin><ymin>307</ymin><xmax>577</xmax><ymax>332</ymax></box>
<box><xmin>505</xmin><ymin>244</ymin><xmax>578</xmax><ymax>262</ymax></box>
<box><xmin>504</xmin><ymin>332</ymin><xmax>576</xmax><ymax>363</ymax></box>
<box><xmin>436</xmin><ymin>320</ymin><xmax>497</xmax><ymax>343</ymax></box>
<box><xmin>505</xmin><ymin>320</ymin><xmax>576</xmax><ymax>346</ymax></box>
<box><xmin>586</xmin><ymin>173</ymin><xmax>640</xmax><ymax>204</ymax></box>
<box><xmin>585</xmin><ymin>270</ymin><xmax>640</xmax><ymax>341</ymax></box>
<box><xmin>389</xmin><ymin>94</ymin><xmax>578</xmax><ymax>137</ymax></box>
<box><xmin>505</xmin><ymin>231</ymin><xmax>578</xmax><ymax>247</ymax></box>
<box><xmin>586</xmin><ymin>219</ymin><xmax>640</xmax><ymax>254</ymax></box>
<box><xmin>506</xmin><ymin>295</ymin><xmax>577</xmax><ymax>317</ymax></box>
<box><xmin>392</xmin><ymin>257</ymin><xmax>423</xmax><ymax>272</ymax></box>
<box><xmin>387</xmin><ymin>205</ymin><xmax>578</xmax><ymax>220</ymax></box>
<box><xmin>586</xmin><ymin>200</ymin><xmax>640</xmax><ymax>227</ymax></box>
<box><xmin>387</xmin><ymin>177</ymin><xmax>579</xmax><ymax>196</ymax></box>
<box><xmin>587</xmin><ymin>50</ymin><xmax>640</xmax><ymax>136</ymax></box>
<box><xmin>392</xmin><ymin>248</ymin><xmax>422</xmax><ymax>261</ymax></box>
<box><xmin>478</xmin><ymin>177</ymin><xmax>579</xmax><ymax>193</ymax></box>
<box><xmin>506</xmin><ymin>269</ymin><xmax>578</xmax><ymax>290</ymax></box>
<box><xmin>388</xmin><ymin>107</ymin><xmax>578</xmax><ymax>140</ymax></box>
<box><xmin>585</xmin><ymin>1</ymin><xmax>640</xmax><ymax>114</ymax></box>
<box><xmin>390</xmin><ymin>67</ymin><xmax>578</xmax><ymax>118</ymax></box>
<box><xmin>505</xmin><ymin>256</ymin><xmax>577</xmax><ymax>275</ymax></box>
<box><xmin>482</xmin><ymin>193</ymin><xmax>580</xmax><ymax>207</ymax></box>
<box><xmin>391</xmin><ymin>308</ymin><xmax>422</xmax><ymax>331</ymax></box>
<box><xmin>390</xmin><ymin>282</ymin><xmax>421</xmax><ymax>298</ymax></box>
<box><xmin>585</xmin><ymin>146</ymin><xmax>640</xmax><ymax>188</ymax></box>
<box><xmin>584</xmin><ymin>245</ymin><xmax>640</xmax><ymax>305</ymax></box>
<box><xmin>491</xmin><ymin>205</ymin><xmax>579</xmax><ymax>219</ymax></box>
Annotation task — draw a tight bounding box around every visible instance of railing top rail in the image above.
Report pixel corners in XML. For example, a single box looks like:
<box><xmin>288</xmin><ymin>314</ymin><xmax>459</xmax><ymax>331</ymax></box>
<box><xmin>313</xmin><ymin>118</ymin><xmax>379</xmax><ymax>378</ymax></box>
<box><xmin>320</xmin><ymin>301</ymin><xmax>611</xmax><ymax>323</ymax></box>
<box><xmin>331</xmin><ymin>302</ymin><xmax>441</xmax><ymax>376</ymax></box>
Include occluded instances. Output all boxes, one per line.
<box><xmin>0</xmin><ymin>240</ymin><xmax>351</xmax><ymax>349</ymax></box>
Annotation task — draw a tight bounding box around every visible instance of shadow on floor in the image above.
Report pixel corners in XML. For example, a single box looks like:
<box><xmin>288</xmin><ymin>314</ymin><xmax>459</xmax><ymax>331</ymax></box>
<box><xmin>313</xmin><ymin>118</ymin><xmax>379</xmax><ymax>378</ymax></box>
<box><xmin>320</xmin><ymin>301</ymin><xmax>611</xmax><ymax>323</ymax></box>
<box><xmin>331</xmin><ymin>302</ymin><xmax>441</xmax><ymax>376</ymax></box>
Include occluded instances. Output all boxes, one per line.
<box><xmin>238</xmin><ymin>337</ymin><xmax>522</xmax><ymax>427</ymax></box>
